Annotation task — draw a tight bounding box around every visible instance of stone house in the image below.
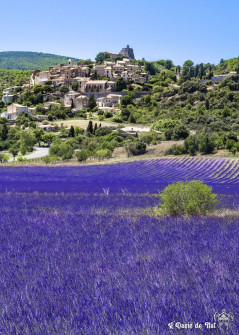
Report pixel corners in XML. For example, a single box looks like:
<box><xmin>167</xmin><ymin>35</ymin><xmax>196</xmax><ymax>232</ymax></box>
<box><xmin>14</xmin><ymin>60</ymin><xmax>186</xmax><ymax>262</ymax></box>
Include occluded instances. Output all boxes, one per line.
<box><xmin>75</xmin><ymin>95</ymin><xmax>89</xmax><ymax>110</ymax></box>
<box><xmin>37</xmin><ymin>124</ymin><xmax>59</xmax><ymax>132</ymax></box>
<box><xmin>113</xmin><ymin>65</ymin><xmax>125</xmax><ymax>74</ymax></box>
<box><xmin>30</xmin><ymin>71</ymin><xmax>50</xmax><ymax>85</ymax></box>
<box><xmin>98</xmin><ymin>106</ymin><xmax>121</xmax><ymax>113</ymax></box>
<box><xmin>104</xmin><ymin>61</ymin><xmax>115</xmax><ymax>67</ymax></box>
<box><xmin>64</xmin><ymin>92</ymin><xmax>81</xmax><ymax>107</ymax></box>
<box><xmin>127</xmin><ymin>64</ymin><xmax>140</xmax><ymax>74</ymax></box>
<box><xmin>3</xmin><ymin>87</ymin><xmax>14</xmax><ymax>95</ymax></box>
<box><xmin>6</xmin><ymin>103</ymin><xmax>29</xmax><ymax>120</ymax></box>
<box><xmin>34</xmin><ymin>115</ymin><xmax>49</xmax><ymax>121</ymax></box>
<box><xmin>121</xmin><ymin>71</ymin><xmax>128</xmax><ymax>81</ymax></box>
<box><xmin>28</xmin><ymin>107</ymin><xmax>36</xmax><ymax>114</ymax></box>
<box><xmin>74</xmin><ymin>78</ymin><xmax>90</xmax><ymax>93</ymax></box>
<box><xmin>44</xmin><ymin>102</ymin><xmax>61</xmax><ymax>110</ymax></box>
<box><xmin>117</xmin><ymin>126</ymin><xmax>162</xmax><ymax>137</ymax></box>
<box><xmin>2</xmin><ymin>95</ymin><xmax>16</xmax><ymax>104</ymax></box>
<box><xmin>96</xmin><ymin>94</ymin><xmax>121</xmax><ymax>107</ymax></box>
<box><xmin>104</xmin><ymin>67</ymin><xmax>113</xmax><ymax>78</ymax></box>
<box><xmin>93</xmin><ymin>65</ymin><xmax>105</xmax><ymax>76</ymax></box>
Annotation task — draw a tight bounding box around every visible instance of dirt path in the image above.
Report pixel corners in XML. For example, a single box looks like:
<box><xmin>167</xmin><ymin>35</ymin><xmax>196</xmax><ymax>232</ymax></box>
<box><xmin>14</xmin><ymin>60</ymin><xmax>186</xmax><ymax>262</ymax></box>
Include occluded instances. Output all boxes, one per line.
<box><xmin>9</xmin><ymin>147</ymin><xmax>49</xmax><ymax>162</ymax></box>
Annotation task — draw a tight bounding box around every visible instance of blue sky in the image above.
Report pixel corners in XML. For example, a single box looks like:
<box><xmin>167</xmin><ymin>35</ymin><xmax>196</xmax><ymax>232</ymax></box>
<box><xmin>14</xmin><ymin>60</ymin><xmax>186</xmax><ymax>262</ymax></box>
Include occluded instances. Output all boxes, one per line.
<box><xmin>1</xmin><ymin>0</ymin><xmax>239</xmax><ymax>65</ymax></box>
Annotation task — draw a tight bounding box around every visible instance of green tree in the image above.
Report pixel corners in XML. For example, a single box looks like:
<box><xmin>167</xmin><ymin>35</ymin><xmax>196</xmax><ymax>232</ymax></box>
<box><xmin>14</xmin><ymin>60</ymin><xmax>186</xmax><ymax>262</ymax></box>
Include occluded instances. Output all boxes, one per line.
<box><xmin>42</xmin><ymin>133</ymin><xmax>56</xmax><ymax>146</ymax></box>
<box><xmin>120</xmin><ymin>92</ymin><xmax>135</xmax><ymax>107</ymax></box>
<box><xmin>183</xmin><ymin>60</ymin><xmax>194</xmax><ymax>67</ymax></box>
<box><xmin>74</xmin><ymin>126</ymin><xmax>84</xmax><ymax>136</ymax></box>
<box><xmin>20</xmin><ymin>145</ymin><xmax>27</xmax><ymax>155</ymax></box>
<box><xmin>144</xmin><ymin>61</ymin><xmax>156</xmax><ymax>75</ymax></box>
<box><xmin>33</xmin><ymin>84</ymin><xmax>44</xmax><ymax>94</ymax></box>
<box><xmin>87</xmin><ymin>95</ymin><xmax>97</xmax><ymax>110</ymax></box>
<box><xmin>125</xmin><ymin>140</ymin><xmax>146</xmax><ymax>156</ymax></box>
<box><xmin>19</xmin><ymin>130</ymin><xmax>37</xmax><ymax>152</ymax></box>
<box><xmin>95</xmin><ymin>52</ymin><xmax>110</xmax><ymax>63</ymax></box>
<box><xmin>72</xmin><ymin>82</ymin><xmax>78</xmax><ymax>91</ymax></box>
<box><xmin>0</xmin><ymin>154</ymin><xmax>9</xmax><ymax>163</ymax></box>
<box><xmin>115</xmin><ymin>77</ymin><xmax>127</xmax><ymax>92</ymax></box>
<box><xmin>95</xmin><ymin>148</ymin><xmax>112</xmax><ymax>161</ymax></box>
<box><xmin>171</xmin><ymin>124</ymin><xmax>190</xmax><ymax>140</ymax></box>
<box><xmin>198</xmin><ymin>133</ymin><xmax>215</xmax><ymax>154</ymax></box>
<box><xmin>49</xmin><ymin>142</ymin><xmax>73</xmax><ymax>160</ymax></box>
<box><xmin>59</xmin><ymin>86</ymin><xmax>69</xmax><ymax>93</ymax></box>
<box><xmin>68</xmin><ymin>126</ymin><xmax>75</xmax><ymax>137</ymax></box>
<box><xmin>42</xmin><ymin>156</ymin><xmax>51</xmax><ymax>165</ymax></box>
<box><xmin>159</xmin><ymin>180</ymin><xmax>218</xmax><ymax>215</ymax></box>
<box><xmin>33</xmin><ymin>129</ymin><xmax>44</xmax><ymax>147</ymax></box>
<box><xmin>9</xmin><ymin>146</ymin><xmax>18</xmax><ymax>159</ymax></box>
<box><xmin>121</xmin><ymin>108</ymin><xmax>130</xmax><ymax>121</ymax></box>
<box><xmin>128</xmin><ymin>114</ymin><xmax>136</xmax><ymax>123</ymax></box>
<box><xmin>1</xmin><ymin>122</ymin><xmax>9</xmax><ymax>141</ymax></box>
<box><xmin>225</xmin><ymin>139</ymin><xmax>236</xmax><ymax>152</ymax></box>
<box><xmin>42</xmin><ymin>155</ymin><xmax>58</xmax><ymax>165</ymax></box>
<box><xmin>231</xmin><ymin>146</ymin><xmax>237</xmax><ymax>155</ymax></box>
<box><xmin>165</xmin><ymin>60</ymin><xmax>174</xmax><ymax>70</ymax></box>
<box><xmin>86</xmin><ymin>121</ymin><xmax>93</xmax><ymax>134</ymax></box>
<box><xmin>184</xmin><ymin>135</ymin><xmax>198</xmax><ymax>154</ymax></box>
<box><xmin>139</xmin><ymin>131</ymin><xmax>158</xmax><ymax>145</ymax></box>
<box><xmin>75</xmin><ymin>149</ymin><xmax>90</xmax><ymax>162</ymax></box>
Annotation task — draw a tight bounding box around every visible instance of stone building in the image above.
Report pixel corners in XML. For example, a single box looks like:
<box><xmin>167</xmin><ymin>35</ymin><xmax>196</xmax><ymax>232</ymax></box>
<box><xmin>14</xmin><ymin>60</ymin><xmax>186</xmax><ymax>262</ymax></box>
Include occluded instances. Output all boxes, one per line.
<box><xmin>64</xmin><ymin>92</ymin><xmax>81</xmax><ymax>107</ymax></box>
<box><xmin>119</xmin><ymin>45</ymin><xmax>135</xmax><ymax>59</ymax></box>
<box><xmin>75</xmin><ymin>95</ymin><xmax>89</xmax><ymax>110</ymax></box>
<box><xmin>30</xmin><ymin>71</ymin><xmax>50</xmax><ymax>85</ymax></box>
<box><xmin>85</xmin><ymin>81</ymin><xmax>109</xmax><ymax>93</ymax></box>
<box><xmin>96</xmin><ymin>94</ymin><xmax>122</xmax><ymax>107</ymax></box>
<box><xmin>2</xmin><ymin>95</ymin><xmax>16</xmax><ymax>104</ymax></box>
<box><xmin>4</xmin><ymin>103</ymin><xmax>29</xmax><ymax>120</ymax></box>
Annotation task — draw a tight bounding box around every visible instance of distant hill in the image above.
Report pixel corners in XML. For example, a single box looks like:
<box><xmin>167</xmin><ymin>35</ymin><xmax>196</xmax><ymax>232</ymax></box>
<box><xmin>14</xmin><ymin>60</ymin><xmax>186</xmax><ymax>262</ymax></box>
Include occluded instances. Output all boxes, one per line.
<box><xmin>0</xmin><ymin>51</ymin><xmax>79</xmax><ymax>70</ymax></box>
<box><xmin>214</xmin><ymin>56</ymin><xmax>239</xmax><ymax>74</ymax></box>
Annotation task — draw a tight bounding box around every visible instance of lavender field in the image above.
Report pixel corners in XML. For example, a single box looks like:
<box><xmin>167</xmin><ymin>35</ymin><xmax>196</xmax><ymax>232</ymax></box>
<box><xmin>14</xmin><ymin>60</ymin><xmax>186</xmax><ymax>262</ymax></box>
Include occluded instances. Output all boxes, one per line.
<box><xmin>0</xmin><ymin>158</ymin><xmax>239</xmax><ymax>334</ymax></box>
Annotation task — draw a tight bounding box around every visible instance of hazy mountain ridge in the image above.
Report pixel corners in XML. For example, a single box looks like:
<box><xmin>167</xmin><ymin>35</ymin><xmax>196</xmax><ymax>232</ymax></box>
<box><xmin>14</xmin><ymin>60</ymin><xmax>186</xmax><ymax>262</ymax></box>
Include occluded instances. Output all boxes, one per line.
<box><xmin>0</xmin><ymin>51</ymin><xmax>79</xmax><ymax>70</ymax></box>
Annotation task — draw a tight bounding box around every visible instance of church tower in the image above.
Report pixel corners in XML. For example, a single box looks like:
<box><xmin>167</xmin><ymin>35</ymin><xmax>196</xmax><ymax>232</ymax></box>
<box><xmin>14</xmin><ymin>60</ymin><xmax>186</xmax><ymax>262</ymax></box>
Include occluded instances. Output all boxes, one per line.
<box><xmin>68</xmin><ymin>59</ymin><xmax>73</xmax><ymax>66</ymax></box>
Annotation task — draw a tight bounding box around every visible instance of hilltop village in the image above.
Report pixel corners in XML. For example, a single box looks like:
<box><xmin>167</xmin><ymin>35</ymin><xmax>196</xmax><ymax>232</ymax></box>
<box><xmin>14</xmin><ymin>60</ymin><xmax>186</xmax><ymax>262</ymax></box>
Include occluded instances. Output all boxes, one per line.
<box><xmin>1</xmin><ymin>46</ymin><xmax>151</xmax><ymax>121</ymax></box>
<box><xmin>1</xmin><ymin>46</ymin><xmax>239</xmax><ymax>163</ymax></box>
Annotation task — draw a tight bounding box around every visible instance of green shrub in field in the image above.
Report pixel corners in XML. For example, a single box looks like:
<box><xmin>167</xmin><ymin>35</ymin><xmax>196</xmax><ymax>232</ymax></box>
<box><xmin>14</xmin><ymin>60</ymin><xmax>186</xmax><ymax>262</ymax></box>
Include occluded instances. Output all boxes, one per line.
<box><xmin>159</xmin><ymin>180</ymin><xmax>218</xmax><ymax>215</ymax></box>
<box><xmin>17</xmin><ymin>157</ymin><xmax>28</xmax><ymax>162</ymax></box>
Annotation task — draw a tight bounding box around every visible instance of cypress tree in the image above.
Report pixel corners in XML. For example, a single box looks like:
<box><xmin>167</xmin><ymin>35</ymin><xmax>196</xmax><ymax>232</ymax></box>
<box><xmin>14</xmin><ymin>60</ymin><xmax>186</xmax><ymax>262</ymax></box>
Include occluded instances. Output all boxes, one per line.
<box><xmin>87</xmin><ymin>121</ymin><xmax>93</xmax><ymax>134</ymax></box>
<box><xmin>68</xmin><ymin>126</ymin><xmax>75</xmax><ymax>137</ymax></box>
<box><xmin>87</xmin><ymin>95</ymin><xmax>97</xmax><ymax>110</ymax></box>
<box><xmin>190</xmin><ymin>67</ymin><xmax>195</xmax><ymax>78</ymax></box>
<box><xmin>195</xmin><ymin>64</ymin><xmax>199</xmax><ymax>77</ymax></box>
<box><xmin>199</xmin><ymin>63</ymin><xmax>204</xmax><ymax>79</ymax></box>
<box><xmin>1</xmin><ymin>123</ymin><xmax>8</xmax><ymax>141</ymax></box>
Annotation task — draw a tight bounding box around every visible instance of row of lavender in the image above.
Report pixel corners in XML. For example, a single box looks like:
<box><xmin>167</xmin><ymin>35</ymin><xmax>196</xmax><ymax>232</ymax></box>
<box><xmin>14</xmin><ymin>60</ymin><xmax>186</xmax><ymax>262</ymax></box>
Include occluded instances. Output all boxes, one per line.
<box><xmin>0</xmin><ymin>158</ymin><xmax>239</xmax><ymax>194</ymax></box>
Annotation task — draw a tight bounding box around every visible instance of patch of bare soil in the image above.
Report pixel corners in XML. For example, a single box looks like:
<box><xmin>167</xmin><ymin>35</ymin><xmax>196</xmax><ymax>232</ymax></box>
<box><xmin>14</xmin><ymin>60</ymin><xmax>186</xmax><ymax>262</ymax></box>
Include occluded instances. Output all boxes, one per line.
<box><xmin>112</xmin><ymin>147</ymin><xmax>128</xmax><ymax>158</ymax></box>
<box><xmin>145</xmin><ymin>140</ymin><xmax>184</xmax><ymax>156</ymax></box>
